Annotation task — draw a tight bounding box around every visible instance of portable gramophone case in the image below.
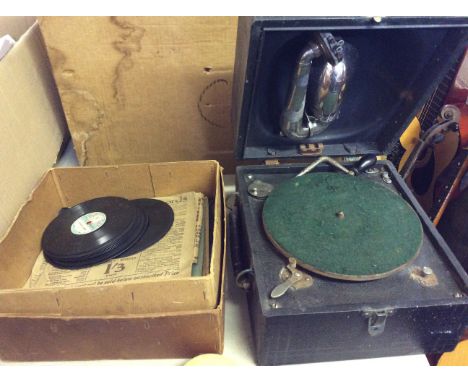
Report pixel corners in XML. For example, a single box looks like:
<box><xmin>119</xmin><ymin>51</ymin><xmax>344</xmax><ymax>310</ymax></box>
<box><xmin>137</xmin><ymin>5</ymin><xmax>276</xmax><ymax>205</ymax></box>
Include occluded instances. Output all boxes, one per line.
<box><xmin>230</xmin><ymin>17</ymin><xmax>468</xmax><ymax>365</ymax></box>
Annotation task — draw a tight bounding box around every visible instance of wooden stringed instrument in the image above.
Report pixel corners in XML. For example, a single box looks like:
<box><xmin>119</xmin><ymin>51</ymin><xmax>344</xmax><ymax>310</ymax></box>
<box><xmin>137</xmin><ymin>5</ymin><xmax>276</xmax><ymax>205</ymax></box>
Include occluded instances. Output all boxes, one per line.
<box><xmin>389</xmin><ymin>51</ymin><xmax>465</xmax><ymax>215</ymax></box>
<box><xmin>426</xmin><ymin>50</ymin><xmax>468</xmax><ymax>366</ymax></box>
<box><xmin>431</xmin><ymin>52</ymin><xmax>468</xmax><ymax>225</ymax></box>
<box><xmin>390</xmin><ymin>49</ymin><xmax>468</xmax><ymax>366</ymax></box>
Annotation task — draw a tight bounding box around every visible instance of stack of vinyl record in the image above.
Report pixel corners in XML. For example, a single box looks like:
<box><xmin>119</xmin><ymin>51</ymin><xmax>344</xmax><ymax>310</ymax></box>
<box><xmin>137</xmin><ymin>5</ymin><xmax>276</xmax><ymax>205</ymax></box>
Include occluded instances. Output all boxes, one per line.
<box><xmin>41</xmin><ymin>196</ymin><xmax>174</xmax><ymax>269</ymax></box>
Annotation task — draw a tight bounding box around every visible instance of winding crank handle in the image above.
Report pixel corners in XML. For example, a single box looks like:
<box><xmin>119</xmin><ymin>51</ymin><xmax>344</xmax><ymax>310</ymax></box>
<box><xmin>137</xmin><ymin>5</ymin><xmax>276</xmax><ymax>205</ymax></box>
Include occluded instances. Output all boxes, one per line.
<box><xmin>297</xmin><ymin>154</ymin><xmax>377</xmax><ymax>177</ymax></box>
<box><xmin>352</xmin><ymin>154</ymin><xmax>377</xmax><ymax>175</ymax></box>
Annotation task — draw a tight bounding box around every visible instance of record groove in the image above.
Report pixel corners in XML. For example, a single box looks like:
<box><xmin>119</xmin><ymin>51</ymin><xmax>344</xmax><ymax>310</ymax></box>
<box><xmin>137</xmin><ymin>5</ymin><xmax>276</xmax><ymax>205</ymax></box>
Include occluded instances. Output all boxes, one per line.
<box><xmin>42</xmin><ymin>197</ymin><xmax>147</xmax><ymax>268</ymax></box>
<box><xmin>123</xmin><ymin>198</ymin><xmax>174</xmax><ymax>256</ymax></box>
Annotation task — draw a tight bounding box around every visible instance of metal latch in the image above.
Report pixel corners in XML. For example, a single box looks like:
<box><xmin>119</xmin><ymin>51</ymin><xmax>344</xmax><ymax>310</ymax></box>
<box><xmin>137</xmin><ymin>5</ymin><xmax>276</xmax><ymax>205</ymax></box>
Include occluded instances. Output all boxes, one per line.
<box><xmin>362</xmin><ymin>308</ymin><xmax>394</xmax><ymax>336</ymax></box>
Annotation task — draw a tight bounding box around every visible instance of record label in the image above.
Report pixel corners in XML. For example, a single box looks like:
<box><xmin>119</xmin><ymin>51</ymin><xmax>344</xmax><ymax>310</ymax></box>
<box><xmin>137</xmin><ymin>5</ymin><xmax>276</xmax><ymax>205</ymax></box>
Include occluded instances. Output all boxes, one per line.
<box><xmin>70</xmin><ymin>212</ymin><xmax>107</xmax><ymax>235</ymax></box>
<box><xmin>42</xmin><ymin>196</ymin><xmax>173</xmax><ymax>269</ymax></box>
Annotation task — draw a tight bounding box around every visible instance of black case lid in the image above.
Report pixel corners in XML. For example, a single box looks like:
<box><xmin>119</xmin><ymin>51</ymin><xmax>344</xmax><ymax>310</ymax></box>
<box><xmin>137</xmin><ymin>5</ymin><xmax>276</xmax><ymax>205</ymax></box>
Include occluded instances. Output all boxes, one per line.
<box><xmin>232</xmin><ymin>17</ymin><xmax>468</xmax><ymax>160</ymax></box>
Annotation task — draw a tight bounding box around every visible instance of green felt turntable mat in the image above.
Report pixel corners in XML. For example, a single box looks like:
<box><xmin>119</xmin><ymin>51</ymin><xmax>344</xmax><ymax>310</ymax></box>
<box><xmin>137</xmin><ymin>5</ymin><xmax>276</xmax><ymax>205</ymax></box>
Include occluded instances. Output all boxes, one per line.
<box><xmin>262</xmin><ymin>173</ymin><xmax>423</xmax><ymax>281</ymax></box>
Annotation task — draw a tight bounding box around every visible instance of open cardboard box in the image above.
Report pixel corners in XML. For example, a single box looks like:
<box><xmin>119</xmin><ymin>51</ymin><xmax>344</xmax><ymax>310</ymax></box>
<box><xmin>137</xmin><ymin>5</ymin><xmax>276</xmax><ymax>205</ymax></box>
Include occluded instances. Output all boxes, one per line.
<box><xmin>0</xmin><ymin>161</ymin><xmax>226</xmax><ymax>361</ymax></box>
<box><xmin>0</xmin><ymin>17</ymin><xmax>226</xmax><ymax>362</ymax></box>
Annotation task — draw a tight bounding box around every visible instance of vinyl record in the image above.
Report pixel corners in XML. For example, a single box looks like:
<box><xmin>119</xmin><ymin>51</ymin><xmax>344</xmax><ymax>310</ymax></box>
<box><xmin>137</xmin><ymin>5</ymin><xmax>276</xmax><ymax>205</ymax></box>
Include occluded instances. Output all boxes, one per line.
<box><xmin>42</xmin><ymin>196</ymin><xmax>148</xmax><ymax>269</ymax></box>
<box><xmin>122</xmin><ymin>198</ymin><xmax>175</xmax><ymax>256</ymax></box>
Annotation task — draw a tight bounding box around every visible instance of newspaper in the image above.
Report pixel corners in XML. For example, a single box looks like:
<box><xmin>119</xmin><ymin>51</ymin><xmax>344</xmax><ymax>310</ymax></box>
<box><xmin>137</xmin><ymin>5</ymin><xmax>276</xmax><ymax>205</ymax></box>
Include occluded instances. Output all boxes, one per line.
<box><xmin>192</xmin><ymin>196</ymin><xmax>209</xmax><ymax>277</ymax></box>
<box><xmin>24</xmin><ymin>192</ymin><xmax>206</xmax><ymax>289</ymax></box>
<box><xmin>193</xmin><ymin>195</ymin><xmax>205</xmax><ymax>262</ymax></box>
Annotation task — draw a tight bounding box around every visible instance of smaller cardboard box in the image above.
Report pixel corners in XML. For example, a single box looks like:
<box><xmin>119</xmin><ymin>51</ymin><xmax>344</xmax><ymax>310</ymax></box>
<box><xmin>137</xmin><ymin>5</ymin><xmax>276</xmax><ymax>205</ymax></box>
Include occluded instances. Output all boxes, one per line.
<box><xmin>0</xmin><ymin>161</ymin><xmax>226</xmax><ymax>361</ymax></box>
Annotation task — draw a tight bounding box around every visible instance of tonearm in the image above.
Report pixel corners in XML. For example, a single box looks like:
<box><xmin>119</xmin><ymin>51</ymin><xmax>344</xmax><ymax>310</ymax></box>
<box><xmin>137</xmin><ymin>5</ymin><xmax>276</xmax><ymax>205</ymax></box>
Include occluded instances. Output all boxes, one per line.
<box><xmin>280</xmin><ymin>32</ymin><xmax>347</xmax><ymax>140</ymax></box>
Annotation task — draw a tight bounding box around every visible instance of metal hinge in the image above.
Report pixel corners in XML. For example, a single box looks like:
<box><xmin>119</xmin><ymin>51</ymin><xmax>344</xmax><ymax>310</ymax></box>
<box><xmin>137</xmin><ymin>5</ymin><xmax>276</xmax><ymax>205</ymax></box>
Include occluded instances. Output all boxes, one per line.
<box><xmin>264</xmin><ymin>159</ymin><xmax>280</xmax><ymax>166</ymax></box>
<box><xmin>362</xmin><ymin>308</ymin><xmax>394</xmax><ymax>336</ymax></box>
<box><xmin>299</xmin><ymin>143</ymin><xmax>324</xmax><ymax>156</ymax></box>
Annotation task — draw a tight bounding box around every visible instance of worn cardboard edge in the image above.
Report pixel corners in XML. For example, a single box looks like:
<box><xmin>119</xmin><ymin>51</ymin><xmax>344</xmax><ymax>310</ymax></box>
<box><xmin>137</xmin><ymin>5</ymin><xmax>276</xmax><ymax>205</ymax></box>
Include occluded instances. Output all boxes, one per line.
<box><xmin>50</xmin><ymin>169</ymin><xmax>67</xmax><ymax>206</ymax></box>
<box><xmin>0</xmin><ymin>302</ymin><xmax>224</xmax><ymax>320</ymax></box>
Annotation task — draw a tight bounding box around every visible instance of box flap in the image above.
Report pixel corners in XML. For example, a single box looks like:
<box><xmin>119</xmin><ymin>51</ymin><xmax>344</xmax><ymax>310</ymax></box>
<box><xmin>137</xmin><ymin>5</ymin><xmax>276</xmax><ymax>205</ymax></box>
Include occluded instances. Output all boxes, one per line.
<box><xmin>39</xmin><ymin>17</ymin><xmax>238</xmax><ymax>172</ymax></box>
<box><xmin>233</xmin><ymin>17</ymin><xmax>468</xmax><ymax>160</ymax></box>
<box><xmin>0</xmin><ymin>18</ymin><xmax>67</xmax><ymax>239</ymax></box>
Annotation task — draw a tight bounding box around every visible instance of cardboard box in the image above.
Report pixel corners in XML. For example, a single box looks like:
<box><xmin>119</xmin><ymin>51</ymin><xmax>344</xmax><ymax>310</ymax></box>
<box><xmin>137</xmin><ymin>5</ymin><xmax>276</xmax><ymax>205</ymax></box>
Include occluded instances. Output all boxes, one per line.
<box><xmin>0</xmin><ymin>18</ymin><xmax>227</xmax><ymax>361</ymax></box>
<box><xmin>0</xmin><ymin>17</ymin><xmax>67</xmax><ymax>239</ymax></box>
<box><xmin>0</xmin><ymin>160</ymin><xmax>226</xmax><ymax>361</ymax></box>
<box><xmin>38</xmin><ymin>17</ymin><xmax>238</xmax><ymax>173</ymax></box>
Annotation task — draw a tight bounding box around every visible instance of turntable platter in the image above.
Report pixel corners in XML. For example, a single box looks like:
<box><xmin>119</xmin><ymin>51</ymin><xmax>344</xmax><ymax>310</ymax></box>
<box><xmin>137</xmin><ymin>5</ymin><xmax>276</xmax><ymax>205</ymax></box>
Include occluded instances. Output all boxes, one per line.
<box><xmin>262</xmin><ymin>173</ymin><xmax>423</xmax><ymax>281</ymax></box>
